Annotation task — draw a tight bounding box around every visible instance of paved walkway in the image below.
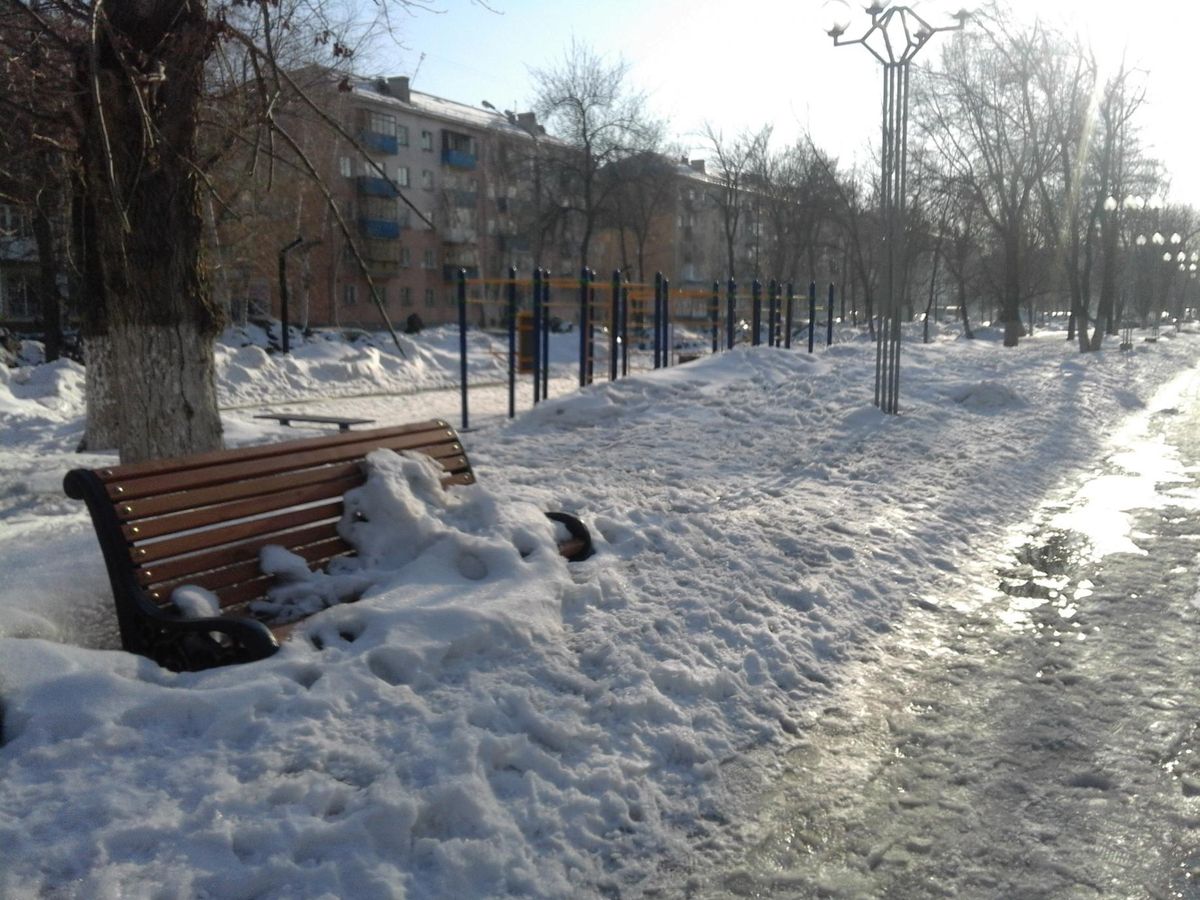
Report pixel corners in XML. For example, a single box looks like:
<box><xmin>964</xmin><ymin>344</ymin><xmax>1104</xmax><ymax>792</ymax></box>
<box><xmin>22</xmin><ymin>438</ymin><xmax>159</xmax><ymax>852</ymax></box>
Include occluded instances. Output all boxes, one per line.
<box><xmin>683</xmin><ymin>378</ymin><xmax>1200</xmax><ymax>898</ymax></box>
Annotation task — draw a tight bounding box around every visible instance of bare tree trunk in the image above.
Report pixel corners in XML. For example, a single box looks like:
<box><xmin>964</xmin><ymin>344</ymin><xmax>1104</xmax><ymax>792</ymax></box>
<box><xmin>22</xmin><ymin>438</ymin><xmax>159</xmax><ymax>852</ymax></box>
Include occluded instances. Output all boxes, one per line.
<box><xmin>76</xmin><ymin>1</ymin><xmax>224</xmax><ymax>463</ymax></box>
<box><xmin>957</xmin><ymin>274</ymin><xmax>974</xmax><ymax>339</ymax></box>
<box><xmin>81</xmin><ymin>335</ymin><xmax>119</xmax><ymax>451</ymax></box>
<box><xmin>31</xmin><ymin>202</ymin><xmax>62</xmax><ymax>362</ymax></box>
<box><xmin>1002</xmin><ymin>237</ymin><xmax>1023</xmax><ymax>347</ymax></box>
<box><xmin>923</xmin><ymin>240</ymin><xmax>941</xmax><ymax>344</ymax></box>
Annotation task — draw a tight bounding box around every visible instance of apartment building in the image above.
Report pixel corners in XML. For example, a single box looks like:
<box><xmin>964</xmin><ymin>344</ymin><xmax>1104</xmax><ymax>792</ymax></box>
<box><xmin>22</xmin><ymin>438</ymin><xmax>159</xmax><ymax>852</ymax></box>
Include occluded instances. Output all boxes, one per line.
<box><xmin>269</xmin><ymin>73</ymin><xmax>583</xmax><ymax>330</ymax></box>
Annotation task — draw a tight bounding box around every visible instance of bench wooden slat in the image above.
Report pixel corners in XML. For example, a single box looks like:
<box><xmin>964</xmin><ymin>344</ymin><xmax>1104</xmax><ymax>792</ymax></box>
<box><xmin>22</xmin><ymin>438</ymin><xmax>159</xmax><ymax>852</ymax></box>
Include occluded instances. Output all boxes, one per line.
<box><xmin>95</xmin><ymin>420</ymin><xmax>450</xmax><ymax>482</ymax></box>
<box><xmin>212</xmin><ymin>576</ymin><xmax>283</xmax><ymax>610</ymax></box>
<box><xmin>105</xmin><ymin>427</ymin><xmax>466</xmax><ymax>502</ymax></box>
<box><xmin>133</xmin><ymin>500</ymin><xmax>345</xmax><ymax>565</ymax></box>
<box><xmin>145</xmin><ymin>537</ymin><xmax>353</xmax><ymax>604</ymax></box>
<box><xmin>117</xmin><ymin>461</ymin><xmax>365</xmax><ymax>521</ymax></box>
<box><xmin>121</xmin><ymin>474</ymin><xmax>364</xmax><ymax>543</ymax></box>
<box><xmin>116</xmin><ymin>447</ymin><xmax>471</xmax><ymax>522</ymax></box>
<box><xmin>136</xmin><ymin>522</ymin><xmax>344</xmax><ymax>590</ymax></box>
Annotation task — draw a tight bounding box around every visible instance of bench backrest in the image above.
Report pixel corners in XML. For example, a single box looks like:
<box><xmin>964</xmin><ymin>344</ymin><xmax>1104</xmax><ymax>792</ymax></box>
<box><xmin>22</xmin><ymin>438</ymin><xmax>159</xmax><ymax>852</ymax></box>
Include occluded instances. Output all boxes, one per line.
<box><xmin>64</xmin><ymin>419</ymin><xmax>472</xmax><ymax>623</ymax></box>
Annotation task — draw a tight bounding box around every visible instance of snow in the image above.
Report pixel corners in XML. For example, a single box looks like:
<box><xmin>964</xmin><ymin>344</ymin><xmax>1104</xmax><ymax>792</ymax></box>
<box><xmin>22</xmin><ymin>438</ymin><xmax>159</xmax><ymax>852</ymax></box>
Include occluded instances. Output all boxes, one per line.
<box><xmin>1</xmin><ymin>320</ymin><xmax>1198</xmax><ymax>897</ymax></box>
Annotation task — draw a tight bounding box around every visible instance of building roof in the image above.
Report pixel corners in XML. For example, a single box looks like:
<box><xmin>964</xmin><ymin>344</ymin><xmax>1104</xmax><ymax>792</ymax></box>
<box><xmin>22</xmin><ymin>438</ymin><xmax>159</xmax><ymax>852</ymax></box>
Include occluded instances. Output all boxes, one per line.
<box><xmin>349</xmin><ymin>76</ymin><xmax>543</xmax><ymax>142</ymax></box>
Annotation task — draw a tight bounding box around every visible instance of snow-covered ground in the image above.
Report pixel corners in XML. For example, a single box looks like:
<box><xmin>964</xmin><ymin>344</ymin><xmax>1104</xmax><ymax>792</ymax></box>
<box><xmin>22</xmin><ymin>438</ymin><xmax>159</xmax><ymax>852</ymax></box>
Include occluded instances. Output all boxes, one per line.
<box><xmin>0</xmin><ymin>321</ymin><xmax>1197</xmax><ymax>898</ymax></box>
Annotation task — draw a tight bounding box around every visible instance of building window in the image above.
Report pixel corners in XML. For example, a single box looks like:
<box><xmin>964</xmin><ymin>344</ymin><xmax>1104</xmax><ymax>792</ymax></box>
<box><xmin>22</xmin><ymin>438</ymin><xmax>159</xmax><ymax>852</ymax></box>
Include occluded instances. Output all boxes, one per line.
<box><xmin>396</xmin><ymin>166</ymin><xmax>410</xmax><ymax>187</ymax></box>
<box><xmin>424</xmin><ymin>288</ymin><xmax>436</xmax><ymax>308</ymax></box>
<box><xmin>400</xmin><ymin>247</ymin><xmax>411</xmax><ymax>267</ymax></box>
<box><xmin>368</xmin><ymin>111</ymin><xmax>396</xmax><ymax>136</ymax></box>
<box><xmin>339</xmin><ymin>157</ymin><xmax>353</xmax><ymax>178</ymax></box>
<box><xmin>421</xmin><ymin>130</ymin><xmax>434</xmax><ymax>151</ymax></box>
<box><xmin>0</xmin><ymin>205</ymin><xmax>31</xmax><ymax>238</ymax></box>
<box><xmin>401</xmin><ymin>287</ymin><xmax>413</xmax><ymax>307</ymax></box>
<box><xmin>342</xmin><ymin>284</ymin><xmax>357</xmax><ymax>306</ymax></box>
<box><xmin>1</xmin><ymin>272</ymin><xmax>37</xmax><ymax>319</ymax></box>
<box><xmin>423</xmin><ymin>249</ymin><xmax>436</xmax><ymax>269</ymax></box>
<box><xmin>397</xmin><ymin>125</ymin><xmax>409</xmax><ymax>147</ymax></box>
<box><xmin>421</xmin><ymin>169</ymin><xmax>434</xmax><ymax>191</ymax></box>
<box><xmin>376</xmin><ymin>285</ymin><xmax>387</xmax><ymax>305</ymax></box>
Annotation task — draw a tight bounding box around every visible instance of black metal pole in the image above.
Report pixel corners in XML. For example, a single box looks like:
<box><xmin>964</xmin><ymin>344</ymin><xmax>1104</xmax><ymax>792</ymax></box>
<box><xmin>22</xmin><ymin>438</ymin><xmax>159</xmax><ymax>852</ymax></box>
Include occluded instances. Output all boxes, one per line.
<box><xmin>662</xmin><ymin>276</ymin><xmax>671</xmax><ymax>366</ymax></box>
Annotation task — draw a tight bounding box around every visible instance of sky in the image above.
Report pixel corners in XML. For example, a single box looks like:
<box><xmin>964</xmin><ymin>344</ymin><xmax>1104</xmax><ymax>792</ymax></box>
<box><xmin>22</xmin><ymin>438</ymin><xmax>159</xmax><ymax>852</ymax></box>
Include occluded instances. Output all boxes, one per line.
<box><xmin>366</xmin><ymin>0</ymin><xmax>1200</xmax><ymax>208</ymax></box>
<box><xmin>3</xmin><ymin>316</ymin><xmax>1200</xmax><ymax>895</ymax></box>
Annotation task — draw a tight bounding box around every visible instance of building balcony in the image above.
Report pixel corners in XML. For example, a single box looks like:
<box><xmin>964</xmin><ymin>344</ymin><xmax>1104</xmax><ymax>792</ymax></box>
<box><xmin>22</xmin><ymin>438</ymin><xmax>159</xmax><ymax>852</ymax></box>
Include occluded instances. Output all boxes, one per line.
<box><xmin>442</xmin><ymin>149</ymin><xmax>477</xmax><ymax>170</ymax></box>
<box><xmin>358</xmin><ymin>218</ymin><xmax>401</xmax><ymax>240</ymax></box>
<box><xmin>362</xmin><ymin>239</ymin><xmax>402</xmax><ymax>265</ymax></box>
<box><xmin>356</xmin><ymin>176</ymin><xmax>399</xmax><ymax>198</ymax></box>
<box><xmin>359</xmin><ymin>130</ymin><xmax>399</xmax><ymax>155</ymax></box>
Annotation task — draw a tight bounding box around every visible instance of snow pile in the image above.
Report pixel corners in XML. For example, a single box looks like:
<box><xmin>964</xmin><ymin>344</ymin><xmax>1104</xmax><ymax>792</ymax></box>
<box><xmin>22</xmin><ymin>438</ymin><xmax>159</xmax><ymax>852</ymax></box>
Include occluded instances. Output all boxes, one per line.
<box><xmin>245</xmin><ymin>450</ymin><xmax>565</xmax><ymax>625</ymax></box>
<box><xmin>0</xmin><ymin>324</ymin><xmax>1198</xmax><ymax>897</ymax></box>
<box><xmin>216</xmin><ymin>325</ymin><xmax>512</xmax><ymax>410</ymax></box>
<box><xmin>0</xmin><ymin>358</ymin><xmax>86</xmax><ymax>437</ymax></box>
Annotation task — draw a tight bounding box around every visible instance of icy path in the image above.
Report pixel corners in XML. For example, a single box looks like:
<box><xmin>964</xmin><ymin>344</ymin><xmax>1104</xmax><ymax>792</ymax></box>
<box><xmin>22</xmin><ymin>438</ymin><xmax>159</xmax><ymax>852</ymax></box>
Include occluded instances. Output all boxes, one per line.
<box><xmin>683</xmin><ymin>371</ymin><xmax>1200</xmax><ymax>898</ymax></box>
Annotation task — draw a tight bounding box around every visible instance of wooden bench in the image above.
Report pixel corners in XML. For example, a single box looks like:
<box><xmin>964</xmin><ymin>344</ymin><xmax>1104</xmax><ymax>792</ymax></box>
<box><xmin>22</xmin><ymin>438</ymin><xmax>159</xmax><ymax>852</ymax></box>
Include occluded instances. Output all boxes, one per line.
<box><xmin>63</xmin><ymin>419</ymin><xmax>592</xmax><ymax>672</ymax></box>
<box><xmin>253</xmin><ymin>413</ymin><xmax>376</xmax><ymax>431</ymax></box>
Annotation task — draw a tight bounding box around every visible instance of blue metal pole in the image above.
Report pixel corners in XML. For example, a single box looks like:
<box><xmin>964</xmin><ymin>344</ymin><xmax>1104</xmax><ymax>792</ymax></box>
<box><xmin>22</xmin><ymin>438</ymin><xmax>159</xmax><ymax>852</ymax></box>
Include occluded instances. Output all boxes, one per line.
<box><xmin>507</xmin><ymin>266</ymin><xmax>517</xmax><ymax>418</ymax></box>
<box><xmin>809</xmin><ymin>280</ymin><xmax>817</xmax><ymax>354</ymax></box>
<box><xmin>827</xmin><ymin>282</ymin><xmax>836</xmax><ymax>346</ymax></box>
<box><xmin>657</xmin><ymin>277</ymin><xmax>667</xmax><ymax>372</ymax></box>
<box><xmin>621</xmin><ymin>281</ymin><xmax>630</xmax><ymax>377</ymax></box>
<box><xmin>579</xmin><ymin>268</ymin><xmax>589</xmax><ymax>387</ymax></box>
<box><xmin>611</xmin><ymin>270</ymin><xmax>621</xmax><ymax>381</ymax></box>
<box><xmin>457</xmin><ymin>268</ymin><xmax>469</xmax><ymax>429</ymax></box>
<box><xmin>785</xmin><ymin>282</ymin><xmax>794</xmax><ymax>349</ymax></box>
<box><xmin>711</xmin><ymin>280</ymin><xmax>720</xmax><ymax>353</ymax></box>
<box><xmin>752</xmin><ymin>279</ymin><xmax>762</xmax><ymax>346</ymax></box>
<box><xmin>541</xmin><ymin>272</ymin><xmax>551</xmax><ymax>399</ymax></box>
<box><xmin>768</xmin><ymin>279</ymin><xmax>778</xmax><ymax>347</ymax></box>
<box><xmin>727</xmin><ymin>278</ymin><xmax>736</xmax><ymax>350</ymax></box>
<box><xmin>587</xmin><ymin>269</ymin><xmax>596</xmax><ymax>384</ymax></box>
<box><xmin>532</xmin><ymin>269</ymin><xmax>543</xmax><ymax>405</ymax></box>
<box><xmin>662</xmin><ymin>276</ymin><xmax>671</xmax><ymax>366</ymax></box>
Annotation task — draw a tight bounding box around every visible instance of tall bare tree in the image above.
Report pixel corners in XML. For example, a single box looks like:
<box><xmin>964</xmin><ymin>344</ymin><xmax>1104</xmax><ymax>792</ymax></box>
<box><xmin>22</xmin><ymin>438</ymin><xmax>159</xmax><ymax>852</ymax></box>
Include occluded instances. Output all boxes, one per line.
<box><xmin>703</xmin><ymin>123</ymin><xmax>771</xmax><ymax>281</ymax></box>
<box><xmin>532</xmin><ymin>40</ymin><xmax>662</xmax><ymax>273</ymax></box>
<box><xmin>917</xmin><ymin>5</ymin><xmax>1059</xmax><ymax>346</ymax></box>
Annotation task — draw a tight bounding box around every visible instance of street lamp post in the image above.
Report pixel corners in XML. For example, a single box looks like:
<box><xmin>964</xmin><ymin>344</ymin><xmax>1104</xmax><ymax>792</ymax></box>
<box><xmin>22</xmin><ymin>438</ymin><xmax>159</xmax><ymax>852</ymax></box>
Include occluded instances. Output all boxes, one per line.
<box><xmin>827</xmin><ymin>1</ymin><xmax>968</xmax><ymax>414</ymax></box>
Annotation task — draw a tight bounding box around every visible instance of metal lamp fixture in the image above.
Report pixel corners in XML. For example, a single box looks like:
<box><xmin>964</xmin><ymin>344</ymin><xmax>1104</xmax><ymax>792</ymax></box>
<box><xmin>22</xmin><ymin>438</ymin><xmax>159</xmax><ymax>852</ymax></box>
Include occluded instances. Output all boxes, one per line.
<box><xmin>826</xmin><ymin>0</ymin><xmax>969</xmax><ymax>414</ymax></box>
